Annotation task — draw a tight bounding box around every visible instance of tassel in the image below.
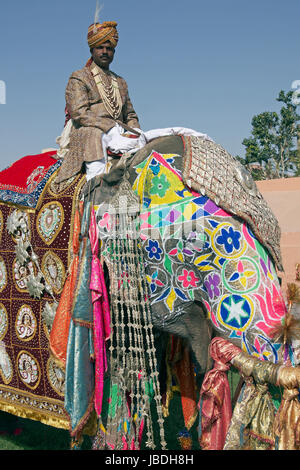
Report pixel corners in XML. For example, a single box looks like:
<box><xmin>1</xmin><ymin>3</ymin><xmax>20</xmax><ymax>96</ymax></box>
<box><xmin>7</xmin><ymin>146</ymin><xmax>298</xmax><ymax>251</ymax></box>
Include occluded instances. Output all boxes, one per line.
<box><xmin>273</xmin><ymin>366</ymin><xmax>300</xmax><ymax>450</ymax></box>
<box><xmin>71</xmin><ymin>435</ymin><xmax>83</xmax><ymax>450</ymax></box>
<box><xmin>178</xmin><ymin>430</ymin><xmax>193</xmax><ymax>450</ymax></box>
<box><xmin>269</xmin><ymin>283</ymin><xmax>300</xmax><ymax>349</ymax></box>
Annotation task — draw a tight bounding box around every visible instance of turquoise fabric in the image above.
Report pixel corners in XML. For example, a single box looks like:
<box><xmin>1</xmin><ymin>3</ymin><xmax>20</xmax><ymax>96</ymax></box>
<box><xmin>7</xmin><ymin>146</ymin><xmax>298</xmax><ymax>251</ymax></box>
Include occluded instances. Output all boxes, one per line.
<box><xmin>72</xmin><ymin>203</ymin><xmax>93</xmax><ymax>326</ymax></box>
<box><xmin>65</xmin><ymin>202</ymin><xmax>95</xmax><ymax>435</ymax></box>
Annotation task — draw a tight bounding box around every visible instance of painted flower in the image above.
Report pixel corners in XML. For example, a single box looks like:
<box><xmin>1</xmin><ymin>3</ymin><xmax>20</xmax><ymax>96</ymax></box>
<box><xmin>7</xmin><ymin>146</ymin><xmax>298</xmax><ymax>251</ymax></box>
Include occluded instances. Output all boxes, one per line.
<box><xmin>204</xmin><ymin>273</ymin><xmax>221</xmax><ymax>299</ymax></box>
<box><xmin>145</xmin><ymin>239</ymin><xmax>163</xmax><ymax>260</ymax></box>
<box><xmin>178</xmin><ymin>269</ymin><xmax>200</xmax><ymax>288</ymax></box>
<box><xmin>229</xmin><ymin>260</ymin><xmax>256</xmax><ymax>288</ymax></box>
<box><xmin>251</xmin><ymin>337</ymin><xmax>272</xmax><ymax>361</ymax></box>
<box><xmin>216</xmin><ymin>226</ymin><xmax>241</xmax><ymax>254</ymax></box>
<box><xmin>150</xmin><ymin>174</ymin><xmax>171</xmax><ymax>198</ymax></box>
<box><xmin>146</xmin><ymin>270</ymin><xmax>164</xmax><ymax>294</ymax></box>
<box><xmin>98</xmin><ymin>212</ymin><xmax>112</xmax><ymax>232</ymax></box>
<box><xmin>149</xmin><ymin>162</ymin><xmax>160</xmax><ymax>175</ymax></box>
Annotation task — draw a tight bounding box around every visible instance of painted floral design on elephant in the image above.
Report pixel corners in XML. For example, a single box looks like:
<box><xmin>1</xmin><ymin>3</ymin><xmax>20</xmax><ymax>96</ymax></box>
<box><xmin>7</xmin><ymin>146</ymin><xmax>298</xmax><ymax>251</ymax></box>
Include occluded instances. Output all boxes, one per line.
<box><xmin>97</xmin><ymin>150</ymin><xmax>288</xmax><ymax>363</ymax></box>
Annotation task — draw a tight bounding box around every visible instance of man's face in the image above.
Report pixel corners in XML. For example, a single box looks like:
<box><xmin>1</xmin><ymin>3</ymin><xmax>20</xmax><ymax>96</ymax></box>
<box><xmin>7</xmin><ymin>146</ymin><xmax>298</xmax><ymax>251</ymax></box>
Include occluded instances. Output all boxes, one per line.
<box><xmin>91</xmin><ymin>41</ymin><xmax>115</xmax><ymax>70</ymax></box>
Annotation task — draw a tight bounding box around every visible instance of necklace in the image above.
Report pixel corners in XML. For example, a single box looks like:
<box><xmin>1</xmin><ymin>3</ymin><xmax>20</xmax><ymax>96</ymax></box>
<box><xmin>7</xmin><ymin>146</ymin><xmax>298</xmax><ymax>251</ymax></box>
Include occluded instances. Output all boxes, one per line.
<box><xmin>91</xmin><ymin>64</ymin><xmax>123</xmax><ymax>120</ymax></box>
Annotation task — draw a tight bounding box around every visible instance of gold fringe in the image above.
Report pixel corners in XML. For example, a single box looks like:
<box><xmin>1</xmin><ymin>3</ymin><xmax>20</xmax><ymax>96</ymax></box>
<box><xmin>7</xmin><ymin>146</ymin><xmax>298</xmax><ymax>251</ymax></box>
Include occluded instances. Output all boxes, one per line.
<box><xmin>0</xmin><ymin>201</ymin><xmax>35</xmax><ymax>214</ymax></box>
<box><xmin>269</xmin><ymin>313</ymin><xmax>300</xmax><ymax>345</ymax></box>
<box><xmin>269</xmin><ymin>283</ymin><xmax>300</xmax><ymax>348</ymax></box>
<box><xmin>72</xmin><ymin>319</ymin><xmax>93</xmax><ymax>328</ymax></box>
<box><xmin>287</xmin><ymin>283</ymin><xmax>300</xmax><ymax>304</ymax></box>
<box><xmin>0</xmin><ymin>400</ymin><xmax>69</xmax><ymax>430</ymax></box>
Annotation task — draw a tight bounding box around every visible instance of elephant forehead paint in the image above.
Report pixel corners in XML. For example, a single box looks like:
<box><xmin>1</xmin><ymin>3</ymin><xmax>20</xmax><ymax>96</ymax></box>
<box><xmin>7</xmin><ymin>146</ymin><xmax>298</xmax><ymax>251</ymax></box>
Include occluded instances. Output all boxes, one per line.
<box><xmin>99</xmin><ymin>151</ymin><xmax>286</xmax><ymax>363</ymax></box>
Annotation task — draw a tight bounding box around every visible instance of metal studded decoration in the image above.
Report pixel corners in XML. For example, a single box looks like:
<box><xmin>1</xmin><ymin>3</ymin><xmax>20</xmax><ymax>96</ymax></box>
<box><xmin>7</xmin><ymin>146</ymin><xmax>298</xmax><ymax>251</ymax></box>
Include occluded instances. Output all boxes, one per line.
<box><xmin>182</xmin><ymin>136</ymin><xmax>283</xmax><ymax>272</ymax></box>
<box><xmin>0</xmin><ymin>168</ymin><xmax>85</xmax><ymax>431</ymax></box>
<box><xmin>99</xmin><ymin>175</ymin><xmax>166</xmax><ymax>450</ymax></box>
<box><xmin>7</xmin><ymin>209</ymin><xmax>54</xmax><ymax>300</ymax></box>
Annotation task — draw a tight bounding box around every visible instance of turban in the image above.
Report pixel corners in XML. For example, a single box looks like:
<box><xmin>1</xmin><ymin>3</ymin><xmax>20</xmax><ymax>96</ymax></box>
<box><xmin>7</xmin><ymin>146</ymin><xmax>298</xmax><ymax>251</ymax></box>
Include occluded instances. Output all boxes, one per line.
<box><xmin>87</xmin><ymin>21</ymin><xmax>119</xmax><ymax>49</ymax></box>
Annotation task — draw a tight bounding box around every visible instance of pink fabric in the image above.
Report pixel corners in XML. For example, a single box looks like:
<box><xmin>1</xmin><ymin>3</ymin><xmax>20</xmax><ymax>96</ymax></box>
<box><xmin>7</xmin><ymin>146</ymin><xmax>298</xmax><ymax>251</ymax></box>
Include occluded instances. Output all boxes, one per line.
<box><xmin>89</xmin><ymin>208</ymin><xmax>111</xmax><ymax>416</ymax></box>
<box><xmin>199</xmin><ymin>337</ymin><xmax>241</xmax><ymax>450</ymax></box>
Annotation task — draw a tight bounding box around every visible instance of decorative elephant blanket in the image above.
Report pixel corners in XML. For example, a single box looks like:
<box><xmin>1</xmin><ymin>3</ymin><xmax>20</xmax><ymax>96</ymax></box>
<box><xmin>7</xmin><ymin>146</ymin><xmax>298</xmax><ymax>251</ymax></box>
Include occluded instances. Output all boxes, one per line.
<box><xmin>0</xmin><ymin>151</ymin><xmax>85</xmax><ymax>430</ymax></box>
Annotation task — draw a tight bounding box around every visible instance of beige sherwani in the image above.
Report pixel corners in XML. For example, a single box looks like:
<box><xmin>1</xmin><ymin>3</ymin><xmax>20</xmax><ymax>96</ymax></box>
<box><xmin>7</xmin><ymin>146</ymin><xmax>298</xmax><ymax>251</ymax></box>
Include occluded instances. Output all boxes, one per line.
<box><xmin>56</xmin><ymin>61</ymin><xmax>140</xmax><ymax>182</ymax></box>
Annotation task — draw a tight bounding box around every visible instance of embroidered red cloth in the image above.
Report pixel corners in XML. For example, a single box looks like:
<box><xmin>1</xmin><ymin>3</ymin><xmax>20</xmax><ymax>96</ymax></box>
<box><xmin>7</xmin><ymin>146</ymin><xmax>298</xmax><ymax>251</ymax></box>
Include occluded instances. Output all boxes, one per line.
<box><xmin>0</xmin><ymin>151</ymin><xmax>58</xmax><ymax>193</ymax></box>
<box><xmin>199</xmin><ymin>337</ymin><xmax>241</xmax><ymax>450</ymax></box>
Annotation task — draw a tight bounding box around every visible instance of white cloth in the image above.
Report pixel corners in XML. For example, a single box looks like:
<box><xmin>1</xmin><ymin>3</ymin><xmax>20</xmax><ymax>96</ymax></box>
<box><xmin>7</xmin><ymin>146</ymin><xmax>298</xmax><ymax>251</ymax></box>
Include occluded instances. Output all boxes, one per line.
<box><xmin>102</xmin><ymin>123</ymin><xmax>147</xmax><ymax>156</ymax></box>
<box><xmin>144</xmin><ymin>127</ymin><xmax>213</xmax><ymax>143</ymax></box>
<box><xmin>87</xmin><ymin>125</ymin><xmax>214</xmax><ymax>179</ymax></box>
<box><xmin>101</xmin><ymin>124</ymin><xmax>213</xmax><ymax>159</ymax></box>
<box><xmin>55</xmin><ymin>118</ymin><xmax>74</xmax><ymax>159</ymax></box>
<box><xmin>85</xmin><ymin>160</ymin><xmax>106</xmax><ymax>181</ymax></box>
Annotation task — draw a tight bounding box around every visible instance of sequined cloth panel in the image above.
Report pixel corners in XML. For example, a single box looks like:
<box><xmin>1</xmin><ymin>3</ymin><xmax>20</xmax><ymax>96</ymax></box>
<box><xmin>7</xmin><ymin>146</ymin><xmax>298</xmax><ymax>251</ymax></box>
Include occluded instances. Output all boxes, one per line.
<box><xmin>0</xmin><ymin>173</ymin><xmax>84</xmax><ymax>429</ymax></box>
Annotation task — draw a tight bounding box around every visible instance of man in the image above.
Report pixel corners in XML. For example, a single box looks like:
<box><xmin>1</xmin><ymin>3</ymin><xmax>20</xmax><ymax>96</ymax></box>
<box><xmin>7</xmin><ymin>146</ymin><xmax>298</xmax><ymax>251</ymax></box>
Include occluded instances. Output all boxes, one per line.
<box><xmin>56</xmin><ymin>21</ymin><xmax>142</xmax><ymax>183</ymax></box>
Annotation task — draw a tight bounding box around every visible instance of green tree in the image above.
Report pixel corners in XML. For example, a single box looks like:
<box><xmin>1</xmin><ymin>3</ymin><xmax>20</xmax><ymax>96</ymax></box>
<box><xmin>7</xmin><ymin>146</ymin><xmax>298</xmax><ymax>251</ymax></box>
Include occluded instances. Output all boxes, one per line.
<box><xmin>238</xmin><ymin>90</ymin><xmax>300</xmax><ymax>180</ymax></box>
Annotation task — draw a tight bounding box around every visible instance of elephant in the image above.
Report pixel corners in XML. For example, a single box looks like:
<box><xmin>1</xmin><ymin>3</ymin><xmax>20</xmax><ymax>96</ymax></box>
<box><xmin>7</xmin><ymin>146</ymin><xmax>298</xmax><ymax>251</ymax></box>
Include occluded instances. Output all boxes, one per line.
<box><xmin>75</xmin><ymin>134</ymin><xmax>298</xmax><ymax>449</ymax></box>
<box><xmin>0</xmin><ymin>134</ymin><xmax>298</xmax><ymax>450</ymax></box>
<box><xmin>84</xmin><ymin>135</ymin><xmax>291</xmax><ymax>368</ymax></box>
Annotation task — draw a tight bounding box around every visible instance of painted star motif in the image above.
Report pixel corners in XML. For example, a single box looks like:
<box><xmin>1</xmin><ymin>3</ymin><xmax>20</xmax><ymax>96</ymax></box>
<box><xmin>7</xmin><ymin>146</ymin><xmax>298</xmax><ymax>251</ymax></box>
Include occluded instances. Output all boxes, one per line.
<box><xmin>222</xmin><ymin>296</ymin><xmax>249</xmax><ymax>326</ymax></box>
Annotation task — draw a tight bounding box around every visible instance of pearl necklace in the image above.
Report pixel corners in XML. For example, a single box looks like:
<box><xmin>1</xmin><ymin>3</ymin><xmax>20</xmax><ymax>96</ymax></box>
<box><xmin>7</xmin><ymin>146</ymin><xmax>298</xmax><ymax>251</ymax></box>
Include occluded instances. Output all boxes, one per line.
<box><xmin>91</xmin><ymin>64</ymin><xmax>123</xmax><ymax>120</ymax></box>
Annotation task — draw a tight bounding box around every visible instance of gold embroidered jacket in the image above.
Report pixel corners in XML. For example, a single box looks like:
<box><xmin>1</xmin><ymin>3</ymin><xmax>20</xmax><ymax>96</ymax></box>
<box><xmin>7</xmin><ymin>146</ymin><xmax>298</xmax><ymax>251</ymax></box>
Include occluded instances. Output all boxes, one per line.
<box><xmin>56</xmin><ymin>61</ymin><xmax>140</xmax><ymax>182</ymax></box>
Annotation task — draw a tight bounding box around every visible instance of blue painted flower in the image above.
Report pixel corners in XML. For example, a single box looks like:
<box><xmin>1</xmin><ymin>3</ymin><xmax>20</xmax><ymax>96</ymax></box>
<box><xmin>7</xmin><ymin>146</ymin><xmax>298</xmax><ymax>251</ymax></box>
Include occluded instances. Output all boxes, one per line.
<box><xmin>147</xmin><ymin>269</ymin><xmax>164</xmax><ymax>293</ymax></box>
<box><xmin>216</xmin><ymin>226</ymin><xmax>241</xmax><ymax>254</ymax></box>
<box><xmin>145</xmin><ymin>239</ymin><xmax>163</xmax><ymax>260</ymax></box>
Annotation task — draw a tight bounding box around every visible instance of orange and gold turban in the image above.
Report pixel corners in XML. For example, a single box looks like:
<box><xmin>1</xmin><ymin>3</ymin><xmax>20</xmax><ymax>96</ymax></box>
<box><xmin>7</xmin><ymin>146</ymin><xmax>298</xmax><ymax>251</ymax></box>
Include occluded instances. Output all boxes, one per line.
<box><xmin>87</xmin><ymin>21</ymin><xmax>119</xmax><ymax>49</ymax></box>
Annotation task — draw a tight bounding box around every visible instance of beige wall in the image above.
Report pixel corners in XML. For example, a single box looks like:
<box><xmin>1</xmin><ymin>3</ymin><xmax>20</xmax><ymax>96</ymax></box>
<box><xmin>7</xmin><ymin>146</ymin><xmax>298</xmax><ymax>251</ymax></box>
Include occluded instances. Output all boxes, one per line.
<box><xmin>256</xmin><ymin>177</ymin><xmax>300</xmax><ymax>290</ymax></box>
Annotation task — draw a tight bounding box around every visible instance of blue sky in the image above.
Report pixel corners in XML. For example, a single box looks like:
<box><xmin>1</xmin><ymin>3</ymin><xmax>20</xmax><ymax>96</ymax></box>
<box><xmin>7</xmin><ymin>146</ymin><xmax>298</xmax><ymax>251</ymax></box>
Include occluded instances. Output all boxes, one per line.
<box><xmin>0</xmin><ymin>0</ymin><xmax>299</xmax><ymax>170</ymax></box>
